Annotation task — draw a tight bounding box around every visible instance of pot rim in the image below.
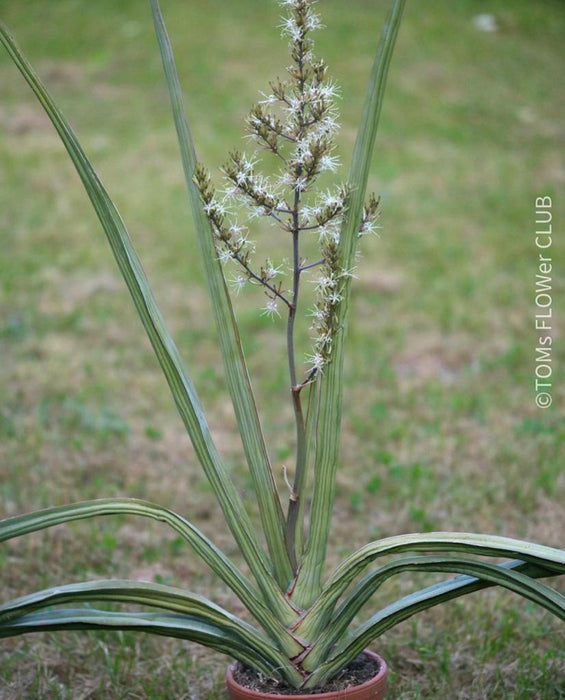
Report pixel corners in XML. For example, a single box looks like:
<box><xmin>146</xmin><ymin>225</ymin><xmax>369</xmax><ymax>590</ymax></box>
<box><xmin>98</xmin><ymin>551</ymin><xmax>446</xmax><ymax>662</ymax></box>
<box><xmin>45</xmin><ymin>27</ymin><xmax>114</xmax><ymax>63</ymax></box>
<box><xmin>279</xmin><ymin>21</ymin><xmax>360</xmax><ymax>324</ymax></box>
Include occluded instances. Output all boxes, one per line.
<box><xmin>226</xmin><ymin>648</ymin><xmax>387</xmax><ymax>699</ymax></box>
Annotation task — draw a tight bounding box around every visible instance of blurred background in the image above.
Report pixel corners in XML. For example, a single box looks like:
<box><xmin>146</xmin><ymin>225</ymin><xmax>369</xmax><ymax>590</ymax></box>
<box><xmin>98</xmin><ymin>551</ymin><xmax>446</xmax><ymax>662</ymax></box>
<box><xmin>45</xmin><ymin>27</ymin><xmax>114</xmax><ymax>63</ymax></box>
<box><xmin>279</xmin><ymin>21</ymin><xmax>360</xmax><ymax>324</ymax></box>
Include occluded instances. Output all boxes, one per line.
<box><xmin>1</xmin><ymin>1</ymin><xmax>564</xmax><ymax>697</ymax></box>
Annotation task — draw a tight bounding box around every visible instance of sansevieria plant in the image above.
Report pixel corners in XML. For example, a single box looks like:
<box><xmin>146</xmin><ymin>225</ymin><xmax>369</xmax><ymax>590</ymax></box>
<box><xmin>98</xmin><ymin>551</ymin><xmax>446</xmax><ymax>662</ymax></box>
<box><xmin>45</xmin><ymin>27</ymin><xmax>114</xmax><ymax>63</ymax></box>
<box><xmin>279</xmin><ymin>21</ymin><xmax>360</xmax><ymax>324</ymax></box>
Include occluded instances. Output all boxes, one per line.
<box><xmin>1</xmin><ymin>0</ymin><xmax>563</xmax><ymax>694</ymax></box>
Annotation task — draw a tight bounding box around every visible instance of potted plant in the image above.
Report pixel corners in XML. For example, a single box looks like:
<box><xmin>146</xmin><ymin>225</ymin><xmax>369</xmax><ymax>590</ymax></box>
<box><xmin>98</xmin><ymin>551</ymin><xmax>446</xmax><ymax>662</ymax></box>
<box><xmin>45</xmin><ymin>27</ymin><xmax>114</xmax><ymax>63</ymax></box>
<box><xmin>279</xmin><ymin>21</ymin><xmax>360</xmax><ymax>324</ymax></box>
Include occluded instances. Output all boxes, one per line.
<box><xmin>0</xmin><ymin>0</ymin><xmax>563</xmax><ymax>696</ymax></box>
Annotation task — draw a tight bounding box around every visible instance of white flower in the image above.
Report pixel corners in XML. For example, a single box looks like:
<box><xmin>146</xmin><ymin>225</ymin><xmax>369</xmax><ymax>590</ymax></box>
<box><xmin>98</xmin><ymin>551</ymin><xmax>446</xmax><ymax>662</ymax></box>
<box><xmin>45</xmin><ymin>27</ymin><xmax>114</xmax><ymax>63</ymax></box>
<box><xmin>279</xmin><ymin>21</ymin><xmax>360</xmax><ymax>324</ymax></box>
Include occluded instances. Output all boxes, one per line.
<box><xmin>252</xmin><ymin>176</ymin><xmax>269</xmax><ymax>196</ymax></box>
<box><xmin>316</xmin><ymin>331</ymin><xmax>333</xmax><ymax>350</ymax></box>
<box><xmin>217</xmin><ymin>248</ymin><xmax>233</xmax><ymax>264</ymax></box>
<box><xmin>235</xmin><ymin>170</ymin><xmax>249</xmax><ymax>186</ymax></box>
<box><xmin>315</xmin><ymin>113</ymin><xmax>339</xmax><ymax>137</ymax></box>
<box><xmin>305</xmin><ymin>12</ymin><xmax>323</xmax><ymax>32</ymax></box>
<box><xmin>295</xmin><ymin>176</ymin><xmax>308</xmax><ymax>192</ymax></box>
<box><xmin>305</xmin><ymin>351</ymin><xmax>325</xmax><ymax>372</ymax></box>
<box><xmin>280</xmin><ymin>17</ymin><xmax>302</xmax><ymax>42</ymax></box>
<box><xmin>223</xmin><ymin>184</ymin><xmax>239</xmax><ymax>199</ymax></box>
<box><xmin>241</xmin><ymin>155</ymin><xmax>257</xmax><ymax>173</ymax></box>
<box><xmin>321</xmin><ymin>189</ymin><xmax>343</xmax><ymax>208</ymax></box>
<box><xmin>235</xmin><ymin>234</ymin><xmax>253</xmax><ymax>250</ymax></box>
<box><xmin>359</xmin><ymin>219</ymin><xmax>382</xmax><ymax>237</ymax></box>
<box><xmin>327</xmin><ymin>290</ymin><xmax>343</xmax><ymax>305</ymax></box>
<box><xmin>284</xmin><ymin>95</ymin><xmax>302</xmax><ymax>118</ymax></box>
<box><xmin>250</xmin><ymin>206</ymin><xmax>268</xmax><ymax>219</ymax></box>
<box><xmin>317</xmin><ymin>222</ymin><xmax>341</xmax><ymax>244</ymax></box>
<box><xmin>277</xmin><ymin>171</ymin><xmax>295</xmax><ymax>189</ymax></box>
<box><xmin>264</xmin><ymin>259</ymin><xmax>283</xmax><ymax>280</ymax></box>
<box><xmin>261</xmin><ymin>299</ymin><xmax>280</xmax><ymax>318</ymax></box>
<box><xmin>296</xmin><ymin>140</ymin><xmax>313</xmax><ymax>164</ymax></box>
<box><xmin>308</xmin><ymin>306</ymin><xmax>325</xmax><ymax>321</ymax></box>
<box><xmin>229</xmin><ymin>222</ymin><xmax>246</xmax><ymax>237</ymax></box>
<box><xmin>258</xmin><ymin>91</ymin><xmax>278</xmax><ymax>105</ymax></box>
<box><xmin>211</xmin><ymin>201</ymin><xmax>229</xmax><ymax>216</ymax></box>
<box><xmin>319</xmin><ymin>82</ymin><xmax>340</xmax><ymax>100</ymax></box>
<box><xmin>314</xmin><ymin>274</ymin><xmax>337</xmax><ymax>292</ymax></box>
<box><xmin>229</xmin><ymin>274</ymin><xmax>247</xmax><ymax>294</ymax></box>
<box><xmin>299</xmin><ymin>206</ymin><xmax>320</xmax><ymax>228</ymax></box>
<box><xmin>319</xmin><ymin>153</ymin><xmax>340</xmax><ymax>172</ymax></box>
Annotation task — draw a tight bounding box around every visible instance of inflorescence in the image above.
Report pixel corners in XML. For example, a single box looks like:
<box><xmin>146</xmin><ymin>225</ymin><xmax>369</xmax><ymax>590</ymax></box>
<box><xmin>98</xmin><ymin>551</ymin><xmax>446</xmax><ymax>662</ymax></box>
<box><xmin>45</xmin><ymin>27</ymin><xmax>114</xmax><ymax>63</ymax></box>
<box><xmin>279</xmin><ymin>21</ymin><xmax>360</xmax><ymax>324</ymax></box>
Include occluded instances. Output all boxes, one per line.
<box><xmin>195</xmin><ymin>0</ymin><xmax>380</xmax><ymax>379</ymax></box>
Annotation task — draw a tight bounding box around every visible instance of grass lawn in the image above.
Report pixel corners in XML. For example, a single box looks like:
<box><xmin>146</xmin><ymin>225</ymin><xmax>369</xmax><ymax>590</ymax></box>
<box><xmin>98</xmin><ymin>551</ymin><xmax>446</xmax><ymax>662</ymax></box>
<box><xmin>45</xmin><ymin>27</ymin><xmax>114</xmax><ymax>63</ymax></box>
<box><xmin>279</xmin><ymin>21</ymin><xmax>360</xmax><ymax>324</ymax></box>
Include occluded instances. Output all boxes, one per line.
<box><xmin>1</xmin><ymin>0</ymin><xmax>564</xmax><ymax>697</ymax></box>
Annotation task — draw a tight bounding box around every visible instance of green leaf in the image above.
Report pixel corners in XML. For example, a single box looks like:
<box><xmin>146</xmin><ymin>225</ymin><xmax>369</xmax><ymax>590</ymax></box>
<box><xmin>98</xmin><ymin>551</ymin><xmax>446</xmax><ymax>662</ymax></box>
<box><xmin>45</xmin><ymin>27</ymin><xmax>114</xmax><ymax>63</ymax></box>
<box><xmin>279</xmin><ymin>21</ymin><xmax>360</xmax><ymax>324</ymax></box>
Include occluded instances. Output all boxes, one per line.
<box><xmin>305</xmin><ymin>557</ymin><xmax>565</xmax><ymax>686</ymax></box>
<box><xmin>0</xmin><ymin>579</ymin><xmax>264</xmax><ymax>646</ymax></box>
<box><xmin>0</xmin><ymin>608</ymin><xmax>293</xmax><ymax>680</ymax></box>
<box><xmin>0</xmin><ymin>21</ymin><xmax>294</xmax><ymax>624</ymax></box>
<box><xmin>0</xmin><ymin>579</ymin><xmax>303</xmax><ymax>684</ymax></box>
<box><xmin>296</xmin><ymin>531</ymin><xmax>565</xmax><ymax>639</ymax></box>
<box><xmin>149</xmin><ymin>0</ymin><xmax>292</xmax><ymax>589</ymax></box>
<box><xmin>0</xmin><ymin>499</ymin><xmax>302</xmax><ymax>656</ymax></box>
<box><xmin>303</xmin><ymin>556</ymin><xmax>565</xmax><ymax>670</ymax></box>
<box><xmin>293</xmin><ymin>0</ymin><xmax>407</xmax><ymax>607</ymax></box>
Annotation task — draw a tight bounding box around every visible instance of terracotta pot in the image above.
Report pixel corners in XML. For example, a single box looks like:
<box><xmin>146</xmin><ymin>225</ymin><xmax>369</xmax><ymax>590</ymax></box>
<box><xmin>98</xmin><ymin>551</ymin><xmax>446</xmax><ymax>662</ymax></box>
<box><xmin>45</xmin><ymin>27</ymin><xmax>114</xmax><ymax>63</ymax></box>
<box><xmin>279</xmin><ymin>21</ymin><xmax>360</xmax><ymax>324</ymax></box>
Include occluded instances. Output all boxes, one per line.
<box><xmin>226</xmin><ymin>650</ymin><xmax>387</xmax><ymax>700</ymax></box>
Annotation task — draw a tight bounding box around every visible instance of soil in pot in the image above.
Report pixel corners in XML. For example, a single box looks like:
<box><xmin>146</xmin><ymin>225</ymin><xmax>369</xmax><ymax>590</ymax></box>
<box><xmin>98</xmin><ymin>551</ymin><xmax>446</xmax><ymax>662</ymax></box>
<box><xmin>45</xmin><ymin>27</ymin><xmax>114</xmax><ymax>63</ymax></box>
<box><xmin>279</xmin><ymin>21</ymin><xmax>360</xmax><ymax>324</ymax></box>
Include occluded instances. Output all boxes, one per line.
<box><xmin>229</xmin><ymin>651</ymin><xmax>385</xmax><ymax>697</ymax></box>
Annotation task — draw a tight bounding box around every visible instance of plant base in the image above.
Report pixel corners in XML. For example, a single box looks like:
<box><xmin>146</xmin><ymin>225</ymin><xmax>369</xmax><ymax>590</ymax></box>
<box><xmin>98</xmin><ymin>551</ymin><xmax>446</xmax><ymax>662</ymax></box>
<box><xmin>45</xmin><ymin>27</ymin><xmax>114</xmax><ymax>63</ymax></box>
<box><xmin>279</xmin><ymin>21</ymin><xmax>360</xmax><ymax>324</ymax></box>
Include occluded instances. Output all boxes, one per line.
<box><xmin>226</xmin><ymin>650</ymin><xmax>387</xmax><ymax>699</ymax></box>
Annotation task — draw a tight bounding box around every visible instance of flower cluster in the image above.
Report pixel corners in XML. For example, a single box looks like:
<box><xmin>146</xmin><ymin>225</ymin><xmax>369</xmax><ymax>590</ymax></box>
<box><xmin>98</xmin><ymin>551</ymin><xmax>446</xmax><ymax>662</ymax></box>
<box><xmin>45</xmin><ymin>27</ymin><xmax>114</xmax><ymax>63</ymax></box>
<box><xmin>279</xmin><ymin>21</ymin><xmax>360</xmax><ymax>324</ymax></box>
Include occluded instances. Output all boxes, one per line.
<box><xmin>195</xmin><ymin>0</ymin><xmax>381</xmax><ymax>376</ymax></box>
<box><xmin>254</xmin><ymin>3</ymin><xmax>340</xmax><ymax>196</ymax></box>
<box><xmin>194</xmin><ymin>163</ymin><xmax>286</xmax><ymax>313</ymax></box>
<box><xmin>359</xmin><ymin>193</ymin><xmax>381</xmax><ymax>237</ymax></box>
<box><xmin>307</xmin><ymin>236</ymin><xmax>343</xmax><ymax>371</ymax></box>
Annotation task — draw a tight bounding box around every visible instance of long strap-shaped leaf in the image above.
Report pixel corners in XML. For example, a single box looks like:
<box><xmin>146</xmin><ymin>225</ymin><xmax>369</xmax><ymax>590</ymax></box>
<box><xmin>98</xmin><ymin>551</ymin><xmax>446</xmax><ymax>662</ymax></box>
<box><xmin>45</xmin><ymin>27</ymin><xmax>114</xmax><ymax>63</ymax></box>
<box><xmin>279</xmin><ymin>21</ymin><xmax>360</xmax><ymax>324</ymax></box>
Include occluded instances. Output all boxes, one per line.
<box><xmin>148</xmin><ymin>0</ymin><xmax>292</xmax><ymax>590</ymax></box>
<box><xmin>304</xmin><ymin>559</ymin><xmax>565</xmax><ymax>687</ymax></box>
<box><xmin>0</xmin><ymin>580</ymin><xmax>266</xmax><ymax>649</ymax></box>
<box><xmin>293</xmin><ymin>0</ymin><xmax>406</xmax><ymax>607</ymax></box>
<box><xmin>0</xmin><ymin>608</ymin><xmax>289</xmax><ymax>679</ymax></box>
<box><xmin>303</xmin><ymin>556</ymin><xmax>565</xmax><ymax>670</ymax></box>
<box><xmin>0</xmin><ymin>22</ymin><xmax>293</xmax><ymax>623</ymax></box>
<box><xmin>0</xmin><ymin>579</ymin><xmax>302</xmax><ymax>685</ymax></box>
<box><xmin>296</xmin><ymin>532</ymin><xmax>565</xmax><ymax>638</ymax></box>
<box><xmin>0</xmin><ymin>499</ymin><xmax>301</xmax><ymax>656</ymax></box>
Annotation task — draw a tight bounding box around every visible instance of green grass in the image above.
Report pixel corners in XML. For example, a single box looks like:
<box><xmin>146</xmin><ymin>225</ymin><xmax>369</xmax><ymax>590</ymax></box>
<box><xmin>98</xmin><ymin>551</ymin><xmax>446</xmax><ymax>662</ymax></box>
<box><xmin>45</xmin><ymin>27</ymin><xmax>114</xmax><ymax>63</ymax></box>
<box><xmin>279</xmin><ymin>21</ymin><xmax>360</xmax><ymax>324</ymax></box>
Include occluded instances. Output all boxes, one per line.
<box><xmin>1</xmin><ymin>0</ymin><xmax>564</xmax><ymax>697</ymax></box>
